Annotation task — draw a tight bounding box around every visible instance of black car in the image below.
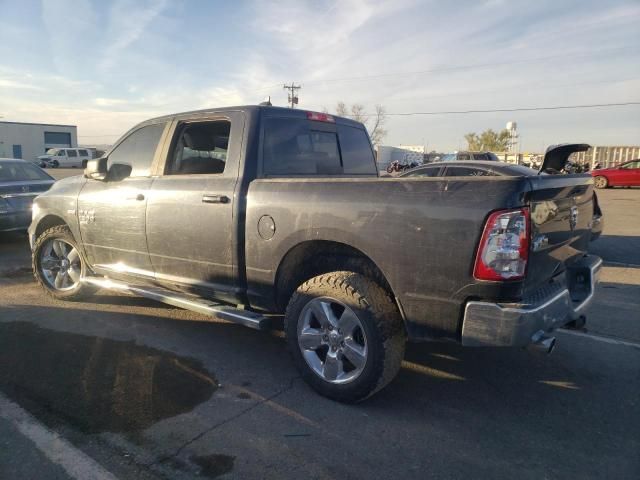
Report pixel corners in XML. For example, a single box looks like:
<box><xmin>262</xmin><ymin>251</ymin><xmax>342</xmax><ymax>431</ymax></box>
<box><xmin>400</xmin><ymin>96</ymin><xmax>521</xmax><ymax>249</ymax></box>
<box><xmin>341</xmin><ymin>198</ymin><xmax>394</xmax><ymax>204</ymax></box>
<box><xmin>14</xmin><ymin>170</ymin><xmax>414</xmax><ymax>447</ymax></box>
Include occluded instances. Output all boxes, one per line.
<box><xmin>0</xmin><ymin>158</ymin><xmax>55</xmax><ymax>232</ymax></box>
<box><xmin>400</xmin><ymin>160</ymin><xmax>537</xmax><ymax>178</ymax></box>
<box><xmin>401</xmin><ymin>159</ymin><xmax>603</xmax><ymax>241</ymax></box>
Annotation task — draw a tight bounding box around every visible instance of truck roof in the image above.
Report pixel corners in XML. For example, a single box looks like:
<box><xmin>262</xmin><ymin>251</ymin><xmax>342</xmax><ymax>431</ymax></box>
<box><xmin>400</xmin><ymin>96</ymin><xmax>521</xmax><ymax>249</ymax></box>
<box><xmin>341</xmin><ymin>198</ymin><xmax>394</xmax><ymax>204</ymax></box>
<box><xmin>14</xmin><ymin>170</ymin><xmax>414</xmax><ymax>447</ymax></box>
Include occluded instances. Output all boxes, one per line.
<box><xmin>143</xmin><ymin>105</ymin><xmax>364</xmax><ymax>129</ymax></box>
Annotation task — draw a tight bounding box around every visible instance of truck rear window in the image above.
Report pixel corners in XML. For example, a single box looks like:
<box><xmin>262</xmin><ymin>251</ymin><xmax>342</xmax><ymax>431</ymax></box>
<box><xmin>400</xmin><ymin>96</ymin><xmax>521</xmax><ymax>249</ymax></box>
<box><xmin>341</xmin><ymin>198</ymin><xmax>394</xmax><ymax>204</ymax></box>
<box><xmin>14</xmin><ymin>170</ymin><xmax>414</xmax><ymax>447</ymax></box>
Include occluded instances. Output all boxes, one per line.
<box><xmin>262</xmin><ymin>118</ymin><xmax>376</xmax><ymax>176</ymax></box>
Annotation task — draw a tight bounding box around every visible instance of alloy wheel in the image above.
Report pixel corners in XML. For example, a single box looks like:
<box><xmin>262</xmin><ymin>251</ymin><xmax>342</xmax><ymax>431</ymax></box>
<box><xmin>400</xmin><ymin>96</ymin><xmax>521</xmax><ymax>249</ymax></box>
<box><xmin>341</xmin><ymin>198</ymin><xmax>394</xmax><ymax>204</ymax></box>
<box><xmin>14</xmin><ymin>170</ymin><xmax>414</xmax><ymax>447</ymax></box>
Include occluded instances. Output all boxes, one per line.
<box><xmin>297</xmin><ymin>297</ymin><xmax>368</xmax><ymax>384</ymax></box>
<box><xmin>39</xmin><ymin>239</ymin><xmax>82</xmax><ymax>291</ymax></box>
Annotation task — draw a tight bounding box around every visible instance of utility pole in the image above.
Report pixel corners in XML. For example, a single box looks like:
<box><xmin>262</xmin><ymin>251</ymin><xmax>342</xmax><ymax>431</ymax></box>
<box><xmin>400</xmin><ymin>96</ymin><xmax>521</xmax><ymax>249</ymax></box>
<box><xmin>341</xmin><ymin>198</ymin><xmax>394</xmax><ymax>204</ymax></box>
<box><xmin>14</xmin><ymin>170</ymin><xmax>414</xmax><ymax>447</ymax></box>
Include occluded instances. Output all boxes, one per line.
<box><xmin>283</xmin><ymin>83</ymin><xmax>301</xmax><ymax>108</ymax></box>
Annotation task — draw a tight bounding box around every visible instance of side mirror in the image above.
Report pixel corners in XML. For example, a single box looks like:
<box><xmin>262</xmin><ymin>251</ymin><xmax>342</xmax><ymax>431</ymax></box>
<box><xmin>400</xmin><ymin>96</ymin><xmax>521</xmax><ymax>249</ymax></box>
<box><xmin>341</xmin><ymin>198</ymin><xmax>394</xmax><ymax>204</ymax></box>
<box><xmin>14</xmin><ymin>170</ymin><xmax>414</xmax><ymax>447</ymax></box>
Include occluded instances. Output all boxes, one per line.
<box><xmin>106</xmin><ymin>163</ymin><xmax>132</xmax><ymax>182</ymax></box>
<box><xmin>84</xmin><ymin>158</ymin><xmax>108</xmax><ymax>181</ymax></box>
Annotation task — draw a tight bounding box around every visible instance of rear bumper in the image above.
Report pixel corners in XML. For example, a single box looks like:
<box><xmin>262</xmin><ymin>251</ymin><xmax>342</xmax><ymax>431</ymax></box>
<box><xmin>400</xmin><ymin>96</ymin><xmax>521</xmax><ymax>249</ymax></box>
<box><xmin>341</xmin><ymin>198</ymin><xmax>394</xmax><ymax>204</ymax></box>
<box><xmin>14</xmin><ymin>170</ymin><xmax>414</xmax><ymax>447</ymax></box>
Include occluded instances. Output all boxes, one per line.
<box><xmin>461</xmin><ymin>255</ymin><xmax>602</xmax><ymax>347</ymax></box>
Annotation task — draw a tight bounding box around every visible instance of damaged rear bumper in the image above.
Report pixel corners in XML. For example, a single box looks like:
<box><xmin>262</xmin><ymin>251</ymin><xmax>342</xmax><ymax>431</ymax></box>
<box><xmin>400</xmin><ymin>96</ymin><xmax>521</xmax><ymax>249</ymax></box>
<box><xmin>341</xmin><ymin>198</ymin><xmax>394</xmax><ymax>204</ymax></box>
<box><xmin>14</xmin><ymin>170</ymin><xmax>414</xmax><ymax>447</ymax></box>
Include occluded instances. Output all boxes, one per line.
<box><xmin>461</xmin><ymin>255</ymin><xmax>602</xmax><ymax>347</ymax></box>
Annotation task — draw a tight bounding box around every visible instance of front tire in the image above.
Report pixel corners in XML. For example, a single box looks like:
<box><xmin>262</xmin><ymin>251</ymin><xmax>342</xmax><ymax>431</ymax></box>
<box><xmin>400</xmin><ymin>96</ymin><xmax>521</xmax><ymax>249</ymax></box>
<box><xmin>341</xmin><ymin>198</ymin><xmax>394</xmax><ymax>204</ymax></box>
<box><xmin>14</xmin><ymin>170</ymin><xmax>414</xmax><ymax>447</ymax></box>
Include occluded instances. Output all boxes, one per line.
<box><xmin>285</xmin><ymin>271</ymin><xmax>406</xmax><ymax>403</ymax></box>
<box><xmin>594</xmin><ymin>176</ymin><xmax>608</xmax><ymax>189</ymax></box>
<box><xmin>32</xmin><ymin>225</ymin><xmax>96</xmax><ymax>300</ymax></box>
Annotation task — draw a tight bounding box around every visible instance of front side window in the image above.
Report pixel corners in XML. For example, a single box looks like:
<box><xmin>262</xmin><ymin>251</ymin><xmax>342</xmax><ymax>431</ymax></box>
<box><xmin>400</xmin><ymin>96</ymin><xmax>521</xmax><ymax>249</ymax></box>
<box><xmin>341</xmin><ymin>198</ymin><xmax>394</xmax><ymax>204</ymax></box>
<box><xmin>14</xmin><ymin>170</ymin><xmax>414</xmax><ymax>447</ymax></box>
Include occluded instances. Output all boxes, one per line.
<box><xmin>67</xmin><ymin>149</ymin><xmax>78</xmax><ymax>157</ymax></box>
<box><xmin>108</xmin><ymin>123</ymin><xmax>165</xmax><ymax>177</ymax></box>
<box><xmin>167</xmin><ymin>121</ymin><xmax>230</xmax><ymax>175</ymax></box>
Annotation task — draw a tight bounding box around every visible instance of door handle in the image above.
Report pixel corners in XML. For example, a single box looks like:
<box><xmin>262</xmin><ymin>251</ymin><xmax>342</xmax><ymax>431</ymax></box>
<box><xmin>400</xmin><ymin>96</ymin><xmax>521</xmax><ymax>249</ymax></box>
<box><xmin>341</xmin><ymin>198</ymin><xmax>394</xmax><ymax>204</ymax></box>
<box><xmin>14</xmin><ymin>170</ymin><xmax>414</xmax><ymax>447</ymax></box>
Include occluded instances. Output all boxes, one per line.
<box><xmin>126</xmin><ymin>193</ymin><xmax>145</xmax><ymax>201</ymax></box>
<box><xmin>202</xmin><ymin>194</ymin><xmax>229</xmax><ymax>204</ymax></box>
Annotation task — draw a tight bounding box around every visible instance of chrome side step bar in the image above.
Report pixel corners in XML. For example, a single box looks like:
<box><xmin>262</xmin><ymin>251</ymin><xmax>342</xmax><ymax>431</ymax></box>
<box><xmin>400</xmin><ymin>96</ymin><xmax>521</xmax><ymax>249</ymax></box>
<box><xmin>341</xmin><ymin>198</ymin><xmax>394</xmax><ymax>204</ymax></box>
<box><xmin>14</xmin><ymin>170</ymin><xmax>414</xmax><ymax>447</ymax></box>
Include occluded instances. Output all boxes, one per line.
<box><xmin>83</xmin><ymin>277</ymin><xmax>270</xmax><ymax>330</ymax></box>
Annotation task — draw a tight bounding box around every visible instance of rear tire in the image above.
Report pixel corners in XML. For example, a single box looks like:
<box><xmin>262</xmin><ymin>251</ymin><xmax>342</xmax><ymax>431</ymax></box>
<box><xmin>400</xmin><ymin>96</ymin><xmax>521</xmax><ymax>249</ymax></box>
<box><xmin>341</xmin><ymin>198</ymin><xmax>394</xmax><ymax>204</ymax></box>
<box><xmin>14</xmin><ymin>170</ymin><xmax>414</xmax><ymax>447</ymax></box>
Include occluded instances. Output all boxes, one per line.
<box><xmin>285</xmin><ymin>271</ymin><xmax>406</xmax><ymax>403</ymax></box>
<box><xmin>594</xmin><ymin>176</ymin><xmax>608</xmax><ymax>189</ymax></box>
<box><xmin>32</xmin><ymin>225</ymin><xmax>96</xmax><ymax>301</ymax></box>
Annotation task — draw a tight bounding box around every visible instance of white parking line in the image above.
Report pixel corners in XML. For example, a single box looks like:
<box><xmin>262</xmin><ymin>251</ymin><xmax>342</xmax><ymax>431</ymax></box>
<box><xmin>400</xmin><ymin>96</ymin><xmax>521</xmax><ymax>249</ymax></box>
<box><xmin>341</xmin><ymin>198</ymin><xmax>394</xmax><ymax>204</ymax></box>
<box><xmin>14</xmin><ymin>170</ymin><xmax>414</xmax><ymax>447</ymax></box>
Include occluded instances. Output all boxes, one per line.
<box><xmin>558</xmin><ymin>329</ymin><xmax>640</xmax><ymax>349</ymax></box>
<box><xmin>603</xmin><ymin>261</ymin><xmax>640</xmax><ymax>268</ymax></box>
<box><xmin>0</xmin><ymin>393</ymin><xmax>119</xmax><ymax>480</ymax></box>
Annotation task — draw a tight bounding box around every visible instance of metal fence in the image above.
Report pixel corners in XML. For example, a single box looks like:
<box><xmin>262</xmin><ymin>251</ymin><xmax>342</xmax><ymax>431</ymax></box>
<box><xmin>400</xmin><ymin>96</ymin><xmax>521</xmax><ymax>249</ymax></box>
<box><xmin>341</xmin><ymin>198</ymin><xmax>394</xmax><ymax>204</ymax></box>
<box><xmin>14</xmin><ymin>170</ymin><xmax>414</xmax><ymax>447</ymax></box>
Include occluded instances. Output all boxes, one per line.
<box><xmin>570</xmin><ymin>146</ymin><xmax>640</xmax><ymax>169</ymax></box>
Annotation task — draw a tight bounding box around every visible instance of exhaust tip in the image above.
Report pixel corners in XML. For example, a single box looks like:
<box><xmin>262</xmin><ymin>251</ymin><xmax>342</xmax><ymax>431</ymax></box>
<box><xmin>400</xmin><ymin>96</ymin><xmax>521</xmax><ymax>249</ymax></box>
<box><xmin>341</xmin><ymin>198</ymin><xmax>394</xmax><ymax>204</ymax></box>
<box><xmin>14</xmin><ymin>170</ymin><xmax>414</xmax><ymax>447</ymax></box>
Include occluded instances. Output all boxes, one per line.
<box><xmin>528</xmin><ymin>332</ymin><xmax>556</xmax><ymax>355</ymax></box>
<box><xmin>540</xmin><ymin>336</ymin><xmax>556</xmax><ymax>355</ymax></box>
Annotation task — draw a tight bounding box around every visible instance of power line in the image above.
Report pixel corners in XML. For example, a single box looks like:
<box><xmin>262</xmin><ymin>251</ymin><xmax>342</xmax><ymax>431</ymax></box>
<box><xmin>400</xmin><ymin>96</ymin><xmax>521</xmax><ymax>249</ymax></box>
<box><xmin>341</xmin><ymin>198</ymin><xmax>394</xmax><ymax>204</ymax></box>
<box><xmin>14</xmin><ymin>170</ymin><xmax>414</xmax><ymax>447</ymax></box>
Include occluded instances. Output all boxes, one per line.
<box><xmin>76</xmin><ymin>101</ymin><xmax>640</xmax><ymax>138</ymax></box>
<box><xmin>381</xmin><ymin>101</ymin><xmax>640</xmax><ymax>116</ymax></box>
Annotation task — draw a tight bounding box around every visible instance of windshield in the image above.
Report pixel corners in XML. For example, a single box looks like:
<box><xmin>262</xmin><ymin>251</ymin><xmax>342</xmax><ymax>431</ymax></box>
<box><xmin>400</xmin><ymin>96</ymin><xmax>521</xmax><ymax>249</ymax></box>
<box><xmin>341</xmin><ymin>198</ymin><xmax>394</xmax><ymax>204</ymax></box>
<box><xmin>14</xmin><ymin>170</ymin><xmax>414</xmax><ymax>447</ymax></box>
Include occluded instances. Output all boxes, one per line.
<box><xmin>45</xmin><ymin>149</ymin><xmax>58</xmax><ymax>155</ymax></box>
<box><xmin>441</xmin><ymin>154</ymin><xmax>457</xmax><ymax>162</ymax></box>
<box><xmin>0</xmin><ymin>162</ymin><xmax>53</xmax><ymax>181</ymax></box>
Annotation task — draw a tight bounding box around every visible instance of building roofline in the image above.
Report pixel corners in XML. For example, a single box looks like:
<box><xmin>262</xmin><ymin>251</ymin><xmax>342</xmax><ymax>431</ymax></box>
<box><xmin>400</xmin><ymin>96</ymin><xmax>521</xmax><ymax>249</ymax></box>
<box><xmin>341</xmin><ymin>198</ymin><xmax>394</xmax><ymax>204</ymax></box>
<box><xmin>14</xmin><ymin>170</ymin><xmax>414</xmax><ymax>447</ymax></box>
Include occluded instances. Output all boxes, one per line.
<box><xmin>0</xmin><ymin>120</ymin><xmax>77</xmax><ymax>128</ymax></box>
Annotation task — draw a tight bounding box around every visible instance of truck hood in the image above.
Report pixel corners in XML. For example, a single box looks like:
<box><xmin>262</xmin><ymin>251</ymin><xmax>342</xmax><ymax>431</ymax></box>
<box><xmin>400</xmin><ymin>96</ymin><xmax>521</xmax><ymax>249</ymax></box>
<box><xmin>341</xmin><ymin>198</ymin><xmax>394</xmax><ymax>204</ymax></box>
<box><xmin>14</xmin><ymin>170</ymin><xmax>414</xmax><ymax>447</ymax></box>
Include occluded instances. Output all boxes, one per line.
<box><xmin>539</xmin><ymin>143</ymin><xmax>590</xmax><ymax>174</ymax></box>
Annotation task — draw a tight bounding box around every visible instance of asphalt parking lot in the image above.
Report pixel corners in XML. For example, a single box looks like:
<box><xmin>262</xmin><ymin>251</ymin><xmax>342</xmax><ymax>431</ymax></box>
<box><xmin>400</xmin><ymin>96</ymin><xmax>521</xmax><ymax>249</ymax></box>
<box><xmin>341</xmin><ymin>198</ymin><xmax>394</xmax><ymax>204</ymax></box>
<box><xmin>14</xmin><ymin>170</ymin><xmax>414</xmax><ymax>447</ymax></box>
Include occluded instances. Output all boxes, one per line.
<box><xmin>0</xmin><ymin>173</ymin><xmax>638</xmax><ymax>479</ymax></box>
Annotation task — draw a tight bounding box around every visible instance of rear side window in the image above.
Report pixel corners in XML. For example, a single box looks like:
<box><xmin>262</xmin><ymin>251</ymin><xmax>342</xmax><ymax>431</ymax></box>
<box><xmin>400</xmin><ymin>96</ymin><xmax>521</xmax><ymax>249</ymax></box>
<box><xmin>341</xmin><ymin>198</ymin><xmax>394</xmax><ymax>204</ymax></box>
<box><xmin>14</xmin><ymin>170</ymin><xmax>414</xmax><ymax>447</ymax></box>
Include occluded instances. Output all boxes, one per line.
<box><xmin>445</xmin><ymin>166</ymin><xmax>494</xmax><ymax>177</ymax></box>
<box><xmin>263</xmin><ymin>118</ymin><xmax>376</xmax><ymax>176</ymax></box>
<box><xmin>337</xmin><ymin>125</ymin><xmax>376</xmax><ymax>174</ymax></box>
<box><xmin>78</xmin><ymin>149</ymin><xmax>88</xmax><ymax>156</ymax></box>
<box><xmin>472</xmin><ymin>153</ymin><xmax>489</xmax><ymax>160</ymax></box>
<box><xmin>168</xmin><ymin>121</ymin><xmax>230</xmax><ymax>175</ymax></box>
<box><xmin>403</xmin><ymin>166</ymin><xmax>441</xmax><ymax>177</ymax></box>
<box><xmin>457</xmin><ymin>153</ymin><xmax>471</xmax><ymax>160</ymax></box>
<box><xmin>67</xmin><ymin>150</ymin><xmax>78</xmax><ymax>157</ymax></box>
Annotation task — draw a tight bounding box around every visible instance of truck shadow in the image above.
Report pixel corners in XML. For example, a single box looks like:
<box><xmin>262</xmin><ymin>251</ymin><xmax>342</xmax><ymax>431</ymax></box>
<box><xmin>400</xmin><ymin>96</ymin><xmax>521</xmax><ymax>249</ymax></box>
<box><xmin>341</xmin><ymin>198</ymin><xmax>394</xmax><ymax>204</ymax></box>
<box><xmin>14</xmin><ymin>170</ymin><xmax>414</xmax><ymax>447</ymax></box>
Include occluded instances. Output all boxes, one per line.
<box><xmin>590</xmin><ymin>234</ymin><xmax>640</xmax><ymax>266</ymax></box>
<box><xmin>0</xmin><ymin>300</ymin><xmax>636</xmax><ymax>478</ymax></box>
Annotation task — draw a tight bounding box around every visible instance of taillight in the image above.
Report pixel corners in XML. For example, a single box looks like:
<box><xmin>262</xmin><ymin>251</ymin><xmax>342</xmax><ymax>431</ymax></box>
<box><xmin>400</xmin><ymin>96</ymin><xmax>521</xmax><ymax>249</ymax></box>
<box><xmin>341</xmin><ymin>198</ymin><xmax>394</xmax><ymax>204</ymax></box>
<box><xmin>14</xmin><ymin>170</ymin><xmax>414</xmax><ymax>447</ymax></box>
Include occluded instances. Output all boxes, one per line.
<box><xmin>306</xmin><ymin>111</ymin><xmax>335</xmax><ymax>123</ymax></box>
<box><xmin>474</xmin><ymin>208</ymin><xmax>530</xmax><ymax>281</ymax></box>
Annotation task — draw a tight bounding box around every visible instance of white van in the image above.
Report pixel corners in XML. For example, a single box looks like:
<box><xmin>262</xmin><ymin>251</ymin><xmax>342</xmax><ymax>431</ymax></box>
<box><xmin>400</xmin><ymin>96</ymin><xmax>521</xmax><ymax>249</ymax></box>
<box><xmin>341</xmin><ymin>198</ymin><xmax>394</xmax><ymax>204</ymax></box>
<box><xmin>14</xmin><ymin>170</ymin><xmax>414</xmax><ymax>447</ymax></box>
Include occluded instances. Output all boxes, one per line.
<box><xmin>37</xmin><ymin>148</ymin><xmax>94</xmax><ymax>168</ymax></box>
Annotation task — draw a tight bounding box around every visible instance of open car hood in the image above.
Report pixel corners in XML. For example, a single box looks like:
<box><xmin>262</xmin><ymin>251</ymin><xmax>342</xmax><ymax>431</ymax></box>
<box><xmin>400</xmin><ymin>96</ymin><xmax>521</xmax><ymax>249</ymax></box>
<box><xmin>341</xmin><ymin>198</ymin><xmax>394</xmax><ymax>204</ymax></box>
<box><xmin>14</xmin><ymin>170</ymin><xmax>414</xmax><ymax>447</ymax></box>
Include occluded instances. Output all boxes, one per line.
<box><xmin>539</xmin><ymin>143</ymin><xmax>590</xmax><ymax>174</ymax></box>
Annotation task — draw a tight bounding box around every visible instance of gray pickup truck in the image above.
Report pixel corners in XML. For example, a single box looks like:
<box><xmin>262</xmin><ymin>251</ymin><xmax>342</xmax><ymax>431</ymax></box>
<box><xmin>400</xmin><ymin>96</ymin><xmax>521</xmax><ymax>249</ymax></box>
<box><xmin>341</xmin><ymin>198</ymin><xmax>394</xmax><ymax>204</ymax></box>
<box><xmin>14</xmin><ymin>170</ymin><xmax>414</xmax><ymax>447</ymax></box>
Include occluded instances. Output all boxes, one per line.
<box><xmin>29</xmin><ymin>106</ymin><xmax>602</xmax><ymax>402</ymax></box>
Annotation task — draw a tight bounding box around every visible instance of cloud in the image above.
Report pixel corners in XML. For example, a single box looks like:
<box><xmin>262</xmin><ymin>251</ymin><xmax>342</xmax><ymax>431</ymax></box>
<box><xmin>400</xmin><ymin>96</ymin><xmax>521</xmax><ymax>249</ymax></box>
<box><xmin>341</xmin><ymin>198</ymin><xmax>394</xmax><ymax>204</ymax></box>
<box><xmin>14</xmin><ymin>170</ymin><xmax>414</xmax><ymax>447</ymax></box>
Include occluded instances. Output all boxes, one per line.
<box><xmin>99</xmin><ymin>0</ymin><xmax>169</xmax><ymax>70</ymax></box>
<box><xmin>41</xmin><ymin>0</ymin><xmax>98</xmax><ymax>72</ymax></box>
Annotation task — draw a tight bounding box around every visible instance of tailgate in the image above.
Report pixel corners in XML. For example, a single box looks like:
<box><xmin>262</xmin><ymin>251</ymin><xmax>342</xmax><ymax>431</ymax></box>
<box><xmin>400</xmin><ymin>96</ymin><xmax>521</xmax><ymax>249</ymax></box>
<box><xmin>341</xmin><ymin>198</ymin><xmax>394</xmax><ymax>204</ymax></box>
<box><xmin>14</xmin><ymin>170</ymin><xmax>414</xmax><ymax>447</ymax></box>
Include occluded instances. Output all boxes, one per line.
<box><xmin>526</xmin><ymin>174</ymin><xmax>594</xmax><ymax>291</ymax></box>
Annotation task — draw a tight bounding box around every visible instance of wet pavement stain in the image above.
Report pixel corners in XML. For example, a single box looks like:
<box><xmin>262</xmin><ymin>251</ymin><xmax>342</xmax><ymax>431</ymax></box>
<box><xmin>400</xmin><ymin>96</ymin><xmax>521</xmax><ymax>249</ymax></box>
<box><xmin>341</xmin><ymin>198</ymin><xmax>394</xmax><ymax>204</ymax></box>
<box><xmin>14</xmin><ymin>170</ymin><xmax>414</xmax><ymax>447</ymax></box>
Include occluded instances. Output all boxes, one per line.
<box><xmin>0</xmin><ymin>321</ymin><xmax>218</xmax><ymax>434</ymax></box>
<box><xmin>190</xmin><ymin>454</ymin><xmax>235</xmax><ymax>479</ymax></box>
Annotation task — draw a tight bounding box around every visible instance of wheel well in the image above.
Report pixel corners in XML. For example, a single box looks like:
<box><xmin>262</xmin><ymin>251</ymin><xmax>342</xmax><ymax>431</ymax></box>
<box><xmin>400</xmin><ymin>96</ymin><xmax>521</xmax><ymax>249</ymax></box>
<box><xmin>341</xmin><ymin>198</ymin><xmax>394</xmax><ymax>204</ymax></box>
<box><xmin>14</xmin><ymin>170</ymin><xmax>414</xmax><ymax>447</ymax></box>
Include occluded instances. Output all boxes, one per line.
<box><xmin>34</xmin><ymin>215</ymin><xmax>66</xmax><ymax>239</ymax></box>
<box><xmin>275</xmin><ymin>240</ymin><xmax>398</xmax><ymax>312</ymax></box>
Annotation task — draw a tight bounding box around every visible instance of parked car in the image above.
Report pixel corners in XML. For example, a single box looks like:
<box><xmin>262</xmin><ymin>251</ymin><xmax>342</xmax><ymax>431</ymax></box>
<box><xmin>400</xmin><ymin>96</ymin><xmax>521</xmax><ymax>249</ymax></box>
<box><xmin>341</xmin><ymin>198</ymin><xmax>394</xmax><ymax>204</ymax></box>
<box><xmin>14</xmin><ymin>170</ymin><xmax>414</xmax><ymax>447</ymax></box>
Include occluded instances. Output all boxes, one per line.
<box><xmin>440</xmin><ymin>151</ymin><xmax>499</xmax><ymax>161</ymax></box>
<box><xmin>29</xmin><ymin>106</ymin><xmax>602</xmax><ymax>402</ymax></box>
<box><xmin>591</xmin><ymin>159</ymin><xmax>640</xmax><ymax>188</ymax></box>
<box><xmin>0</xmin><ymin>158</ymin><xmax>55</xmax><ymax>232</ymax></box>
<box><xmin>38</xmin><ymin>148</ymin><xmax>94</xmax><ymax>168</ymax></box>
<box><xmin>401</xmin><ymin>159</ymin><xmax>604</xmax><ymax>241</ymax></box>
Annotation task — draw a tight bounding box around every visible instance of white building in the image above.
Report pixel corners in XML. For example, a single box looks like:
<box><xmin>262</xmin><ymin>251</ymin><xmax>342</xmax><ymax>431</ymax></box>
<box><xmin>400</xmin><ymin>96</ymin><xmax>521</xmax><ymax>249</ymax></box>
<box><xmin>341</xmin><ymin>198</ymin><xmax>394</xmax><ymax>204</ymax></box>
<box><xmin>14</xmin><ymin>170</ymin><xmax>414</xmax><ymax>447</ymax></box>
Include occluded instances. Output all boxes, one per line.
<box><xmin>376</xmin><ymin>145</ymin><xmax>425</xmax><ymax>170</ymax></box>
<box><xmin>0</xmin><ymin>121</ymin><xmax>78</xmax><ymax>162</ymax></box>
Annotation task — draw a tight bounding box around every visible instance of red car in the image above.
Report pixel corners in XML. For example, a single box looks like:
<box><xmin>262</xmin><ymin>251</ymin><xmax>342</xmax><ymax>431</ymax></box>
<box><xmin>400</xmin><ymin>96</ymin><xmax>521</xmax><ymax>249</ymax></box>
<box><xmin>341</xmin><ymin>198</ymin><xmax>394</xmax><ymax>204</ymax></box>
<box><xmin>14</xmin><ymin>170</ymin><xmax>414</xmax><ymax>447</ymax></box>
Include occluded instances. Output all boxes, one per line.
<box><xmin>592</xmin><ymin>159</ymin><xmax>640</xmax><ymax>188</ymax></box>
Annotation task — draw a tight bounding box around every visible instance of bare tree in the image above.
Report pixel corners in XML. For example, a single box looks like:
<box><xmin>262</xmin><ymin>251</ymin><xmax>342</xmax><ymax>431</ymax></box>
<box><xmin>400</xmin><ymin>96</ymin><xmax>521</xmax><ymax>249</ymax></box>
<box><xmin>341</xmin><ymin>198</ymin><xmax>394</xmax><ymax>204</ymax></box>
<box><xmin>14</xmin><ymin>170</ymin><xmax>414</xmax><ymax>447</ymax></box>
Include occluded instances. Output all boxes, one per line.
<box><xmin>368</xmin><ymin>104</ymin><xmax>388</xmax><ymax>146</ymax></box>
<box><xmin>329</xmin><ymin>102</ymin><xmax>388</xmax><ymax>146</ymax></box>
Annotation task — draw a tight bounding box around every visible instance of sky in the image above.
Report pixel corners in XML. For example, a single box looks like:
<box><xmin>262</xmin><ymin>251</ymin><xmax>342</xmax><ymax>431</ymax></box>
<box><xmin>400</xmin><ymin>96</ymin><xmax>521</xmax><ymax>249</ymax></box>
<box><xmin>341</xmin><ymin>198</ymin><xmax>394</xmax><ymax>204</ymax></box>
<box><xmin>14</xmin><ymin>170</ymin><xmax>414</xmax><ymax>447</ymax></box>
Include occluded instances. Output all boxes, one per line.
<box><xmin>0</xmin><ymin>0</ymin><xmax>639</xmax><ymax>152</ymax></box>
